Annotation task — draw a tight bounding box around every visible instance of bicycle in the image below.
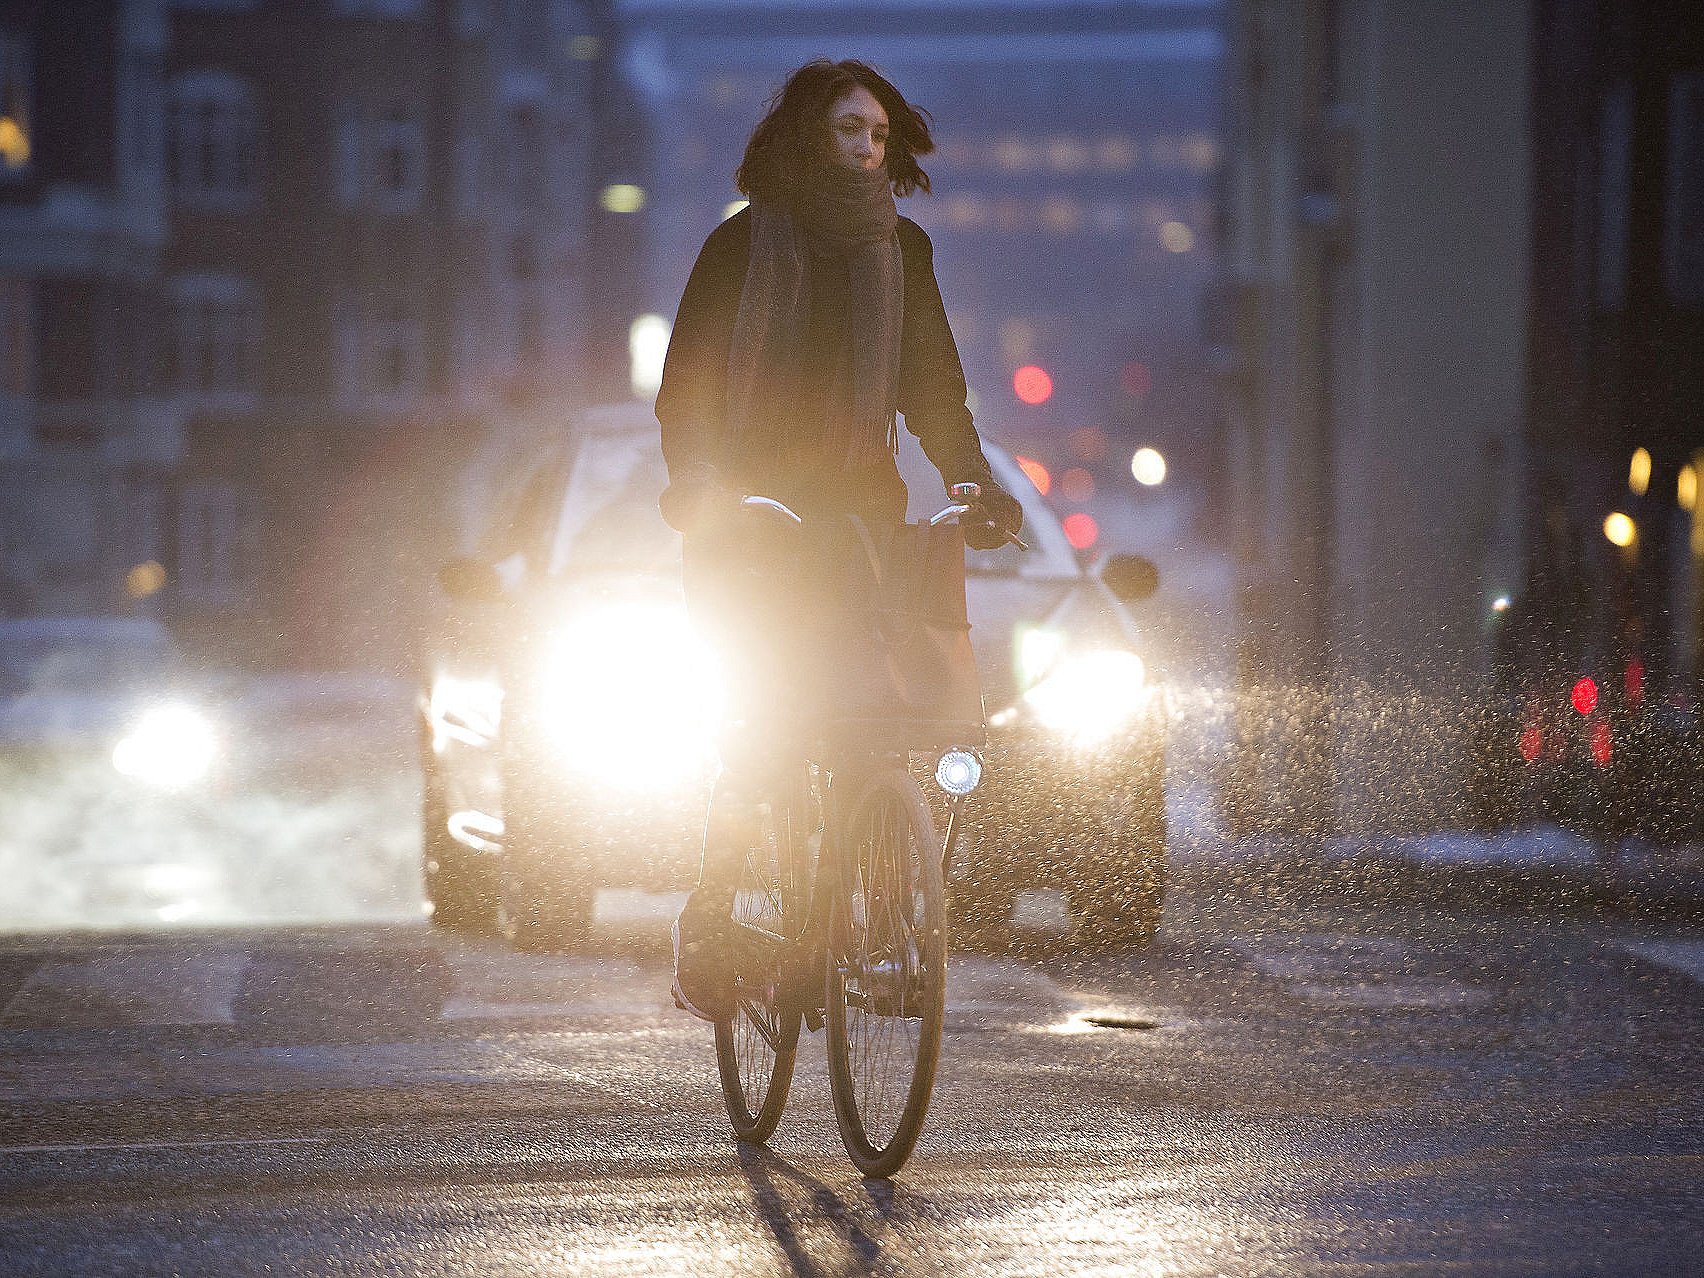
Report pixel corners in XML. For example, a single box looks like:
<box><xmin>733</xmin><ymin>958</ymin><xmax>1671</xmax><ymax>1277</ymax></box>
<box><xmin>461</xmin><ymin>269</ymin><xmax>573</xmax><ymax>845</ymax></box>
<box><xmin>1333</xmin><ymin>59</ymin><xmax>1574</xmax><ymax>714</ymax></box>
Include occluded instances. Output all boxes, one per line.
<box><xmin>709</xmin><ymin>484</ymin><xmax>1018</xmax><ymax>1178</ymax></box>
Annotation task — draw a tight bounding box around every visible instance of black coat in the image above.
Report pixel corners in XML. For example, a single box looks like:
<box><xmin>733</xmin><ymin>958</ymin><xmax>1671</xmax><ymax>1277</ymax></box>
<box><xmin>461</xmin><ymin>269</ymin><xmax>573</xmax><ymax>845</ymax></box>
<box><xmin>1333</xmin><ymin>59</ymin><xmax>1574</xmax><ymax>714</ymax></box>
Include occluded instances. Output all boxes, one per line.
<box><xmin>655</xmin><ymin>206</ymin><xmax>997</xmax><ymax>528</ymax></box>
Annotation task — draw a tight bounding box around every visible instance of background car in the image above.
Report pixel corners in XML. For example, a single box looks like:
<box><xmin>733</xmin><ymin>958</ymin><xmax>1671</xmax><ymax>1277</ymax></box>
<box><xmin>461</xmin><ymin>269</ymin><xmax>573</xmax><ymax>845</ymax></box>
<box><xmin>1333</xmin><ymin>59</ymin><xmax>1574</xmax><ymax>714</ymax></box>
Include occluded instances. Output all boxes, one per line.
<box><xmin>0</xmin><ymin>616</ymin><xmax>224</xmax><ymax>792</ymax></box>
<box><xmin>419</xmin><ymin>401</ymin><xmax>1166</xmax><ymax>950</ymax></box>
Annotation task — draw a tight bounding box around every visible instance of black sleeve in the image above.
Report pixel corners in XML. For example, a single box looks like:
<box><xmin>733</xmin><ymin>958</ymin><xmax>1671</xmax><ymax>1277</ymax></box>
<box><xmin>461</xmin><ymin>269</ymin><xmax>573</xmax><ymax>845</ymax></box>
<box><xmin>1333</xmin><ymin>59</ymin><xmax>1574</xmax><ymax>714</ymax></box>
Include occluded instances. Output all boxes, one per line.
<box><xmin>655</xmin><ymin>213</ymin><xmax>748</xmax><ymax>488</ymax></box>
<box><xmin>896</xmin><ymin>222</ymin><xmax>997</xmax><ymax>493</ymax></box>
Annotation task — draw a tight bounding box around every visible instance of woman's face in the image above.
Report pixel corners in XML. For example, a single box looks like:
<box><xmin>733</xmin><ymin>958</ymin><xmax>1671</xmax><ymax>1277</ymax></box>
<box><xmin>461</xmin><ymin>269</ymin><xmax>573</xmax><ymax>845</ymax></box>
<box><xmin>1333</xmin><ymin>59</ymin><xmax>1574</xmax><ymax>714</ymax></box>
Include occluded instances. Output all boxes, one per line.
<box><xmin>825</xmin><ymin>85</ymin><xmax>889</xmax><ymax>173</ymax></box>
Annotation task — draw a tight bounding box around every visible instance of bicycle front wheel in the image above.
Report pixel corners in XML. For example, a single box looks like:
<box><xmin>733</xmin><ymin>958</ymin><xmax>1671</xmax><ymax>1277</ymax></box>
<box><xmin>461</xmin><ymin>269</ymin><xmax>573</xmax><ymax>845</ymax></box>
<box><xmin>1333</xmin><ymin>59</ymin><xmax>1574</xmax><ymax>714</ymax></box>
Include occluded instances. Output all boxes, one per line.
<box><xmin>713</xmin><ymin>767</ymin><xmax>813</xmax><ymax>1143</ymax></box>
<box><xmin>825</xmin><ymin>766</ymin><xmax>946</xmax><ymax>1178</ymax></box>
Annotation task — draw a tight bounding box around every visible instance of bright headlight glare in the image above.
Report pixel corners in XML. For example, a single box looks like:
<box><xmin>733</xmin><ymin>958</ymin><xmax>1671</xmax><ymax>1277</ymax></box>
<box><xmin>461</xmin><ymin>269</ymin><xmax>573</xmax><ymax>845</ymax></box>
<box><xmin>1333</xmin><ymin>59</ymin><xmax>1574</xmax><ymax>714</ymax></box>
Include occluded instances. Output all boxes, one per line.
<box><xmin>429</xmin><ymin>674</ymin><xmax>503</xmax><ymax>750</ymax></box>
<box><xmin>1022</xmin><ymin>649</ymin><xmax>1148</xmax><ymax>745</ymax></box>
<box><xmin>538</xmin><ymin>601</ymin><xmax>724</xmax><ymax>790</ymax></box>
<box><xmin>112</xmin><ymin>703</ymin><xmax>219</xmax><ymax>788</ymax></box>
<box><xmin>935</xmin><ymin>749</ymin><xmax>983</xmax><ymax>796</ymax></box>
<box><xmin>1017</xmin><ymin>625</ymin><xmax>1067</xmax><ymax>689</ymax></box>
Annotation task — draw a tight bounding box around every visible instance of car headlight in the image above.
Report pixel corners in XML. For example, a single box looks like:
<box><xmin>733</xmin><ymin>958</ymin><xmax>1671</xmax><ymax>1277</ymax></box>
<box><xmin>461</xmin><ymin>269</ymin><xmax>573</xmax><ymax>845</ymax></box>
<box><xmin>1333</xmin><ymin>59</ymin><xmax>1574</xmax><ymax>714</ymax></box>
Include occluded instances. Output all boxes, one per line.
<box><xmin>428</xmin><ymin>674</ymin><xmax>503</xmax><ymax>751</ymax></box>
<box><xmin>1021</xmin><ymin>649</ymin><xmax>1148</xmax><ymax>745</ymax></box>
<box><xmin>536</xmin><ymin>600</ymin><xmax>723</xmax><ymax>790</ymax></box>
<box><xmin>112</xmin><ymin>703</ymin><xmax>219</xmax><ymax>789</ymax></box>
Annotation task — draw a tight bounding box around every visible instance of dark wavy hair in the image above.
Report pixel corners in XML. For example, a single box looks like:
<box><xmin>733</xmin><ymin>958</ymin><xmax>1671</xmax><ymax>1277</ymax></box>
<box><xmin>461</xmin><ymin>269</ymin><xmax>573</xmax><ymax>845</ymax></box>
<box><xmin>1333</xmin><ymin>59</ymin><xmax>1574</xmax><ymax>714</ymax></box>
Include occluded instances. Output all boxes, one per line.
<box><xmin>734</xmin><ymin>59</ymin><xmax>935</xmax><ymax>202</ymax></box>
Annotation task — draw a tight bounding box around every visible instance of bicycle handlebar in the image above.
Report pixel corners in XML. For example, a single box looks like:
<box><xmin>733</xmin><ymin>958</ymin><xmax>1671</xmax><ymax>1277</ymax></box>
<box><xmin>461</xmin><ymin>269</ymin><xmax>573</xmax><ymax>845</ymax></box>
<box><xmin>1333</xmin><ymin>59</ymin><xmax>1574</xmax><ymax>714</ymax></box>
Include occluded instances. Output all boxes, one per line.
<box><xmin>738</xmin><ymin>495</ymin><xmax>804</xmax><ymax>525</ymax></box>
<box><xmin>739</xmin><ymin>491</ymin><xmax>1026</xmax><ymax>551</ymax></box>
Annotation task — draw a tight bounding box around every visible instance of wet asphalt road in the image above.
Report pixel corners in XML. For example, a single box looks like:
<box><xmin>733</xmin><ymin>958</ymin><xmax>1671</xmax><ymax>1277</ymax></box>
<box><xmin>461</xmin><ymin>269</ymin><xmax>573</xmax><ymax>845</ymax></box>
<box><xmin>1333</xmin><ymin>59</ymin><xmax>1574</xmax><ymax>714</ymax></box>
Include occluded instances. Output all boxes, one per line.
<box><xmin>1</xmin><ymin>865</ymin><xmax>1702</xmax><ymax>1277</ymax></box>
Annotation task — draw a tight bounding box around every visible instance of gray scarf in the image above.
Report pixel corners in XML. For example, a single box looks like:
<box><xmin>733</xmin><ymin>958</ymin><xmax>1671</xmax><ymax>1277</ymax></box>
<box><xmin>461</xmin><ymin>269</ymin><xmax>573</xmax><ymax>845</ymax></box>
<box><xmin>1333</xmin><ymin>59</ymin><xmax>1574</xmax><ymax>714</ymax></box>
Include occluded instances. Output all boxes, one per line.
<box><xmin>726</xmin><ymin>165</ymin><xmax>904</xmax><ymax>470</ymax></box>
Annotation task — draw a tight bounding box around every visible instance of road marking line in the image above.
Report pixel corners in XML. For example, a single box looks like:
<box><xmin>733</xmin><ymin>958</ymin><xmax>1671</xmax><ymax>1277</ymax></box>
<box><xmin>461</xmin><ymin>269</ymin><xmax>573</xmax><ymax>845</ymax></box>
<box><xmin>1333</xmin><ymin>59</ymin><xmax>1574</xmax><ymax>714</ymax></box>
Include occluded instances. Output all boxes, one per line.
<box><xmin>1</xmin><ymin>948</ymin><xmax>248</xmax><ymax>1029</ymax></box>
<box><xmin>1227</xmin><ymin>935</ymin><xmax>1488</xmax><ymax>1008</ymax></box>
<box><xmin>0</xmin><ymin>1136</ymin><xmax>323</xmax><ymax>1155</ymax></box>
<box><xmin>1618</xmin><ymin>940</ymin><xmax>1704</xmax><ymax>984</ymax></box>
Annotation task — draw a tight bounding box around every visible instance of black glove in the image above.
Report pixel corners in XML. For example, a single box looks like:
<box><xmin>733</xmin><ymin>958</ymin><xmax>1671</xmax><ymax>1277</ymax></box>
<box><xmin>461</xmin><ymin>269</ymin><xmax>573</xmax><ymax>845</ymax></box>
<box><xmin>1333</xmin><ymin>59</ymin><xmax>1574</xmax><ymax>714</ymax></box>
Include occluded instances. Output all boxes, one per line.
<box><xmin>658</xmin><ymin>465</ymin><xmax>738</xmax><ymax>536</ymax></box>
<box><xmin>961</xmin><ymin>479</ymin><xmax>1022</xmax><ymax>551</ymax></box>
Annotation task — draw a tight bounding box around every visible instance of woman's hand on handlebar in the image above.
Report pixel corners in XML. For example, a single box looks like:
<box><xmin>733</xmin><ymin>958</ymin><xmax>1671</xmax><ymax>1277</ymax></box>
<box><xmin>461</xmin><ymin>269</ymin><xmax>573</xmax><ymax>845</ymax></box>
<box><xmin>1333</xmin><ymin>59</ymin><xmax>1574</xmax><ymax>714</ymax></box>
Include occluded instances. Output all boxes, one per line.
<box><xmin>957</xmin><ymin>479</ymin><xmax>1025</xmax><ymax>551</ymax></box>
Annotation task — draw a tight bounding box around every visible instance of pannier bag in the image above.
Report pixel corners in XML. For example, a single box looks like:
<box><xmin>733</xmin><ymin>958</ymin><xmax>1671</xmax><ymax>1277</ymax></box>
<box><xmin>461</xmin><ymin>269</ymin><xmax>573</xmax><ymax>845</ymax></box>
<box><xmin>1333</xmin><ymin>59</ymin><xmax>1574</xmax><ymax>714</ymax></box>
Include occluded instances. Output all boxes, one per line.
<box><xmin>800</xmin><ymin>516</ymin><xmax>986</xmax><ymax>748</ymax></box>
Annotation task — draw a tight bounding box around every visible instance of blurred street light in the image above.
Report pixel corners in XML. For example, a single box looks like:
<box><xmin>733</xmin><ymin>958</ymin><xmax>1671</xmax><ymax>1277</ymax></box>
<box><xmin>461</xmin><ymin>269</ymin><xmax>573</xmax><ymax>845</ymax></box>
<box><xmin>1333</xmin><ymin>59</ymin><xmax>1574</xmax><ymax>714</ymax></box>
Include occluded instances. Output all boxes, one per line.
<box><xmin>125</xmin><ymin>562</ymin><xmax>167</xmax><ymax>599</ymax></box>
<box><xmin>1629</xmin><ymin>447</ymin><xmax>1651</xmax><ymax>497</ymax></box>
<box><xmin>1013</xmin><ymin>364</ymin><xmax>1053</xmax><ymax>405</ymax></box>
<box><xmin>600</xmin><ymin>183</ymin><xmax>646</xmax><ymax>214</ymax></box>
<box><xmin>1159</xmin><ymin>221</ymin><xmax>1194</xmax><ymax>253</ymax></box>
<box><xmin>1014</xmin><ymin>454</ymin><xmax>1052</xmax><ymax>495</ymax></box>
<box><xmin>1603</xmin><ymin>512</ymin><xmax>1637</xmax><ymax>548</ymax></box>
<box><xmin>629</xmin><ymin>313</ymin><xmax>670</xmax><ymax>399</ymax></box>
<box><xmin>1131</xmin><ymin>446</ymin><xmax>1166</xmax><ymax>486</ymax></box>
<box><xmin>1062</xmin><ymin>511</ymin><xmax>1098</xmax><ymax>549</ymax></box>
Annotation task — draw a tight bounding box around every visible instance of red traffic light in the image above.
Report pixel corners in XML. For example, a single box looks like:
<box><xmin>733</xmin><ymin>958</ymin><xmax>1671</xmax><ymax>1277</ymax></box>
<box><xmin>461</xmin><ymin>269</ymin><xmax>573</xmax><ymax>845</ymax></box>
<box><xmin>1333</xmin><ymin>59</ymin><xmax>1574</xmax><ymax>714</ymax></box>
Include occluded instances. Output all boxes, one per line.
<box><xmin>1570</xmin><ymin>677</ymin><xmax>1598</xmax><ymax>716</ymax></box>
<box><xmin>1013</xmin><ymin>365</ymin><xmax>1053</xmax><ymax>405</ymax></box>
<box><xmin>1062</xmin><ymin>511</ymin><xmax>1099</xmax><ymax>549</ymax></box>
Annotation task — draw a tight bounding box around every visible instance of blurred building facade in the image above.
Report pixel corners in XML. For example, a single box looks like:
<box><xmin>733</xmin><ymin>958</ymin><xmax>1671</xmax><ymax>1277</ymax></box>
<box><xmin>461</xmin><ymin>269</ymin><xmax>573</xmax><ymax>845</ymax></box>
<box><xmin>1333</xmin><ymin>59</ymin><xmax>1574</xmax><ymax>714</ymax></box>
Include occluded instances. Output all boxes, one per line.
<box><xmin>1524</xmin><ymin>0</ymin><xmax>1704</xmax><ymax>714</ymax></box>
<box><xmin>617</xmin><ymin>0</ymin><xmax>1222</xmax><ymax>548</ymax></box>
<box><xmin>0</xmin><ymin>0</ymin><xmax>629</xmax><ymax>670</ymax></box>
<box><xmin>1217</xmin><ymin>0</ymin><xmax>1533</xmax><ymax>833</ymax></box>
<box><xmin>0</xmin><ymin>0</ymin><xmax>176</xmax><ymax>617</ymax></box>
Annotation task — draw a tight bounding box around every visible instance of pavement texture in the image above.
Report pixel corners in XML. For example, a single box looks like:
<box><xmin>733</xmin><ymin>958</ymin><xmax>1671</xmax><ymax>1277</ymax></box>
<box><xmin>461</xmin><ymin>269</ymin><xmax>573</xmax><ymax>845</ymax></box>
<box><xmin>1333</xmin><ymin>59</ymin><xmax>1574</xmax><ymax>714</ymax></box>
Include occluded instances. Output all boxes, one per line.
<box><xmin>1</xmin><ymin>863</ymin><xmax>1702</xmax><ymax>1277</ymax></box>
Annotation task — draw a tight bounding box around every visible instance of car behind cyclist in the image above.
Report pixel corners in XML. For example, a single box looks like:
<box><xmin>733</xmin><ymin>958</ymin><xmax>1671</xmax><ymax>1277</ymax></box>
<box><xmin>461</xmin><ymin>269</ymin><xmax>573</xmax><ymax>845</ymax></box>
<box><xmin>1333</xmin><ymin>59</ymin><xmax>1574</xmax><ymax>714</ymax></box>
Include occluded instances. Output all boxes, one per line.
<box><xmin>654</xmin><ymin>59</ymin><xmax>1023</xmax><ymax>1021</ymax></box>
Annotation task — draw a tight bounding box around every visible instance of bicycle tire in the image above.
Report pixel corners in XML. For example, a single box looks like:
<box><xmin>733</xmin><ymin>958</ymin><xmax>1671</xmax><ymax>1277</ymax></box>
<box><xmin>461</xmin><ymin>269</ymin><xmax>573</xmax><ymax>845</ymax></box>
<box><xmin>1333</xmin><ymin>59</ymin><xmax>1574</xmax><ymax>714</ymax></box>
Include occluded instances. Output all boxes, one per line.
<box><xmin>713</xmin><ymin>766</ymin><xmax>814</xmax><ymax>1143</ymax></box>
<box><xmin>825</xmin><ymin>766</ymin><xmax>947</xmax><ymax>1178</ymax></box>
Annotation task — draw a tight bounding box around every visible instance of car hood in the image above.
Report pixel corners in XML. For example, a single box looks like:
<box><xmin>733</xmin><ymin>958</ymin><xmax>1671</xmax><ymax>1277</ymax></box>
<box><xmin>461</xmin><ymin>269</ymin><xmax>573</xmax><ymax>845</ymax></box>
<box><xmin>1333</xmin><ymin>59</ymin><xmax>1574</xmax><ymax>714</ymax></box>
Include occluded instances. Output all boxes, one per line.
<box><xmin>967</xmin><ymin>573</ymin><xmax>1145</xmax><ymax>711</ymax></box>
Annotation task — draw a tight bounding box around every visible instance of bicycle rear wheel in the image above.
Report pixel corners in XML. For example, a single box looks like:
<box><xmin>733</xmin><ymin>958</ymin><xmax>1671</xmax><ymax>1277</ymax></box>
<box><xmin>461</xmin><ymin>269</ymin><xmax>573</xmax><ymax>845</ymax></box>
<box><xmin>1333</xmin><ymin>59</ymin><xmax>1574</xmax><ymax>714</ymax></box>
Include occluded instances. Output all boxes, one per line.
<box><xmin>713</xmin><ymin>766</ymin><xmax>814</xmax><ymax>1143</ymax></box>
<box><xmin>825</xmin><ymin>766</ymin><xmax>946</xmax><ymax>1178</ymax></box>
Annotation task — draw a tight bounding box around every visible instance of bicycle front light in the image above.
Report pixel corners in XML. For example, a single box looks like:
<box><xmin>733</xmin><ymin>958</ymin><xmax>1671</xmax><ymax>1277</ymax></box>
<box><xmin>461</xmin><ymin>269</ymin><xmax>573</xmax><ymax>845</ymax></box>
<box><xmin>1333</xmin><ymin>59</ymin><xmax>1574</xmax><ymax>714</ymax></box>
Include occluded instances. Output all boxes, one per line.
<box><xmin>935</xmin><ymin>748</ymin><xmax>983</xmax><ymax>796</ymax></box>
<box><xmin>1021</xmin><ymin>649</ymin><xmax>1148</xmax><ymax>745</ymax></box>
<box><xmin>537</xmin><ymin>600</ymin><xmax>723</xmax><ymax>790</ymax></box>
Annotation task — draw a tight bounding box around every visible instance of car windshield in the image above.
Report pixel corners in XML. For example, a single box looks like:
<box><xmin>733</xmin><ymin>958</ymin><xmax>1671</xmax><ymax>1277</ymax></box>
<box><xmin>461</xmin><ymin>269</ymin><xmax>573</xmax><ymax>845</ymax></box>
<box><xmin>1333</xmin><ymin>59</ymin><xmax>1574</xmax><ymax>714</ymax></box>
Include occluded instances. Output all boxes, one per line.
<box><xmin>0</xmin><ymin>630</ymin><xmax>180</xmax><ymax>696</ymax></box>
<box><xmin>546</xmin><ymin>430</ymin><xmax>681</xmax><ymax>578</ymax></box>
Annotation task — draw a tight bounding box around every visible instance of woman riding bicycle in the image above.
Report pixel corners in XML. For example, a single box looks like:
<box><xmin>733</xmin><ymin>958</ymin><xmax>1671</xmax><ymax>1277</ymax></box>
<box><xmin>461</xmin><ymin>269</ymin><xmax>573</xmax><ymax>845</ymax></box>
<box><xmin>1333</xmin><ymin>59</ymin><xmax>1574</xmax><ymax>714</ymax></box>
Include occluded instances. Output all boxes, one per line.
<box><xmin>654</xmin><ymin>58</ymin><xmax>1023</xmax><ymax>1021</ymax></box>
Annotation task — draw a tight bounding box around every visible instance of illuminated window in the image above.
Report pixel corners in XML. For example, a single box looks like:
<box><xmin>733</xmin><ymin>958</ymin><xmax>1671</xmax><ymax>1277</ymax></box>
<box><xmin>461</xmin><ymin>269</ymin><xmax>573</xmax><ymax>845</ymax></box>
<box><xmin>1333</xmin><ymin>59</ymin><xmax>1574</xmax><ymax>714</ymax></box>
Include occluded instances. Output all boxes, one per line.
<box><xmin>335</xmin><ymin>98</ymin><xmax>425</xmax><ymax>213</ymax></box>
<box><xmin>170</xmin><ymin>274</ymin><xmax>260</xmax><ymax>410</ymax></box>
<box><xmin>600</xmin><ymin>183</ymin><xmax>645</xmax><ymax>214</ymax></box>
<box><xmin>170</xmin><ymin>72</ymin><xmax>258</xmax><ymax>207</ymax></box>
<box><xmin>0</xmin><ymin>277</ymin><xmax>33</xmax><ymax>399</ymax></box>
<box><xmin>992</xmin><ymin>138</ymin><xmax>1031</xmax><ymax>172</ymax></box>
<box><xmin>1160</xmin><ymin>221</ymin><xmax>1195</xmax><ymax>253</ymax></box>
<box><xmin>1045</xmin><ymin>137</ymin><xmax>1089</xmax><ymax>174</ymax></box>
<box><xmin>1096</xmin><ymin>136</ymin><xmax>1137</xmax><ymax>172</ymax></box>
<box><xmin>1040</xmin><ymin>197</ymin><xmax>1082</xmax><ymax>236</ymax></box>
<box><xmin>943</xmin><ymin>195</ymin><xmax>986</xmax><ymax>231</ymax></box>
<box><xmin>0</xmin><ymin>31</ymin><xmax>31</xmax><ymax>179</ymax></box>
<box><xmin>1182</xmin><ymin>134</ymin><xmax>1221</xmax><ymax>174</ymax></box>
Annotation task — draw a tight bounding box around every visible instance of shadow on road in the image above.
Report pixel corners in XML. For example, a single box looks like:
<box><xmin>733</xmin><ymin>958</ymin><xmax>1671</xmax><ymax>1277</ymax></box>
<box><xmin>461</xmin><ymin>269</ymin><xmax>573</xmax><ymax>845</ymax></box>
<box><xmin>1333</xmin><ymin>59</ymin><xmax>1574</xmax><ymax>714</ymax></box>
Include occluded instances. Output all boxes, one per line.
<box><xmin>735</xmin><ymin>1143</ymin><xmax>904</xmax><ymax>1276</ymax></box>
